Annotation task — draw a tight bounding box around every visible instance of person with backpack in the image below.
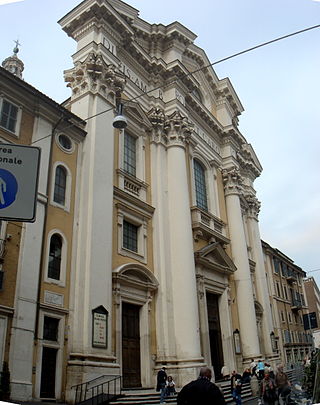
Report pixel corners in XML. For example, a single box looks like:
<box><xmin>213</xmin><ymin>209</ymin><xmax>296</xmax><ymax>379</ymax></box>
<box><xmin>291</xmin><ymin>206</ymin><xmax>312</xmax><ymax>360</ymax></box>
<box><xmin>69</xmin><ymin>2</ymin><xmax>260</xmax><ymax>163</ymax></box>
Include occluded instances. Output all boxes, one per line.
<box><xmin>230</xmin><ymin>370</ymin><xmax>242</xmax><ymax>405</ymax></box>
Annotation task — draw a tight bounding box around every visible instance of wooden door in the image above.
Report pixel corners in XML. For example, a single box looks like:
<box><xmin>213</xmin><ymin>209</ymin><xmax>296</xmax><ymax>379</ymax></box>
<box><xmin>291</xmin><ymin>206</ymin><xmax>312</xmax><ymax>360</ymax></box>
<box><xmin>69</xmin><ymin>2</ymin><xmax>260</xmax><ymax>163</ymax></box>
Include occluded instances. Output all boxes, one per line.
<box><xmin>40</xmin><ymin>347</ymin><xmax>57</xmax><ymax>398</ymax></box>
<box><xmin>122</xmin><ymin>302</ymin><xmax>141</xmax><ymax>387</ymax></box>
<box><xmin>206</xmin><ymin>293</ymin><xmax>224</xmax><ymax>380</ymax></box>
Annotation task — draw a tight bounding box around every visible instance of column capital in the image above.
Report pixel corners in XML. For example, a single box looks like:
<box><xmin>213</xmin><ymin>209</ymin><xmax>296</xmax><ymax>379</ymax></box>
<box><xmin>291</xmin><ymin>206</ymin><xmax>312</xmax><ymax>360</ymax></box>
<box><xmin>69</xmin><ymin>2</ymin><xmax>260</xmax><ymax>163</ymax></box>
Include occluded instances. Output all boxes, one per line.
<box><xmin>245</xmin><ymin>194</ymin><xmax>261</xmax><ymax>220</ymax></box>
<box><xmin>222</xmin><ymin>167</ymin><xmax>243</xmax><ymax>196</ymax></box>
<box><xmin>147</xmin><ymin>107</ymin><xmax>167</xmax><ymax>145</ymax></box>
<box><xmin>65</xmin><ymin>52</ymin><xmax>126</xmax><ymax>100</ymax></box>
<box><xmin>164</xmin><ymin>110</ymin><xmax>193</xmax><ymax>148</ymax></box>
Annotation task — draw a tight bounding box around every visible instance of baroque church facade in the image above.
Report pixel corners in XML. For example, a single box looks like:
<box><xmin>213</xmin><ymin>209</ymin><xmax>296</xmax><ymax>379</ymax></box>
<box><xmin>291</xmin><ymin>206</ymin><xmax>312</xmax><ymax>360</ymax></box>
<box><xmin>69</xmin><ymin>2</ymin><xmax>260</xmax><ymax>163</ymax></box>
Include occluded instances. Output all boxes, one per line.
<box><xmin>1</xmin><ymin>0</ymin><xmax>306</xmax><ymax>402</ymax></box>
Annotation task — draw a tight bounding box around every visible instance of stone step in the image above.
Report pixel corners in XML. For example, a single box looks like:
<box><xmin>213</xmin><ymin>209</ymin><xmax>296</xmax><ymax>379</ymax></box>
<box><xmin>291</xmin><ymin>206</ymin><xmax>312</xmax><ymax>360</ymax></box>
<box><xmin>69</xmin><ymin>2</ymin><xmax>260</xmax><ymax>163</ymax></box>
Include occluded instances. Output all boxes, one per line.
<box><xmin>110</xmin><ymin>382</ymin><xmax>253</xmax><ymax>405</ymax></box>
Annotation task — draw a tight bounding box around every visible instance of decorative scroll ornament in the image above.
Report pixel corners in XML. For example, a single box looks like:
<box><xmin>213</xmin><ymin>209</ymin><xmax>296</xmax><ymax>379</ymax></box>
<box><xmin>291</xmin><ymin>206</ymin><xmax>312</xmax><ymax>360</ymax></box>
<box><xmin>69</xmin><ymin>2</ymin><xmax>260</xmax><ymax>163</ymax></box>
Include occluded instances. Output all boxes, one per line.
<box><xmin>245</xmin><ymin>194</ymin><xmax>261</xmax><ymax>219</ymax></box>
<box><xmin>164</xmin><ymin>110</ymin><xmax>194</xmax><ymax>147</ymax></box>
<box><xmin>222</xmin><ymin>168</ymin><xmax>244</xmax><ymax>196</ymax></box>
<box><xmin>64</xmin><ymin>52</ymin><xmax>126</xmax><ymax>100</ymax></box>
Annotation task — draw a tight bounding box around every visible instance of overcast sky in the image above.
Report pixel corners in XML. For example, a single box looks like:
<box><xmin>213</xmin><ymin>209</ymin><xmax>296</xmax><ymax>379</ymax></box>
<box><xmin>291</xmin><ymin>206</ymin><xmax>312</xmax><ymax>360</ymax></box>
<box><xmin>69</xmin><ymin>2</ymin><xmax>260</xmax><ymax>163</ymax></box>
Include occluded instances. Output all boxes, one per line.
<box><xmin>1</xmin><ymin>0</ymin><xmax>319</xmax><ymax>288</ymax></box>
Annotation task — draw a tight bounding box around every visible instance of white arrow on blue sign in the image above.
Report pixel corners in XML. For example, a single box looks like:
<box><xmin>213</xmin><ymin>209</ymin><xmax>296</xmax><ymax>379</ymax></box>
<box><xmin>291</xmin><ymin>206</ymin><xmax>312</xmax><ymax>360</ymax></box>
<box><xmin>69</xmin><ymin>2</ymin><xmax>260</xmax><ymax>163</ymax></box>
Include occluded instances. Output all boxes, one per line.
<box><xmin>0</xmin><ymin>143</ymin><xmax>41</xmax><ymax>222</ymax></box>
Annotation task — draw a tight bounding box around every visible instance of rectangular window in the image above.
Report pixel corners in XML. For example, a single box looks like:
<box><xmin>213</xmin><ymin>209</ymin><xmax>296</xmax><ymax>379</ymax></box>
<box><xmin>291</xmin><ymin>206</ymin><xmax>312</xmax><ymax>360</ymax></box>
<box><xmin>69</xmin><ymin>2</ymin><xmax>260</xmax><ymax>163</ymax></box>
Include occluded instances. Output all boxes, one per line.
<box><xmin>281</xmin><ymin>262</ymin><xmax>288</xmax><ymax>277</ymax></box>
<box><xmin>123</xmin><ymin>220</ymin><xmax>138</xmax><ymax>252</ymax></box>
<box><xmin>43</xmin><ymin>316</ymin><xmax>59</xmax><ymax>341</ymax></box>
<box><xmin>124</xmin><ymin>133</ymin><xmax>136</xmax><ymax>176</ymax></box>
<box><xmin>273</xmin><ymin>257</ymin><xmax>280</xmax><ymax>274</ymax></box>
<box><xmin>283</xmin><ymin>286</ymin><xmax>288</xmax><ymax>300</ymax></box>
<box><xmin>0</xmin><ymin>99</ymin><xmax>18</xmax><ymax>133</ymax></box>
<box><xmin>281</xmin><ymin>311</ymin><xmax>285</xmax><ymax>323</ymax></box>
<box><xmin>276</xmin><ymin>282</ymin><xmax>281</xmax><ymax>297</ymax></box>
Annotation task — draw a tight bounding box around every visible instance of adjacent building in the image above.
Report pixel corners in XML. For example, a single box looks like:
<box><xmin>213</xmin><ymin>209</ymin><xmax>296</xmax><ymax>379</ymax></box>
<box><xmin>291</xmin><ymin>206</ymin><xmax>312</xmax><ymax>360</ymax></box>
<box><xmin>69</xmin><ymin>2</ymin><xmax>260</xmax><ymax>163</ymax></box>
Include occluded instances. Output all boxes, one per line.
<box><xmin>262</xmin><ymin>241</ymin><xmax>313</xmax><ymax>365</ymax></box>
<box><xmin>0</xmin><ymin>48</ymin><xmax>86</xmax><ymax>400</ymax></box>
<box><xmin>303</xmin><ymin>277</ymin><xmax>320</xmax><ymax>348</ymax></box>
<box><xmin>0</xmin><ymin>0</ymin><xmax>316</xmax><ymax>403</ymax></box>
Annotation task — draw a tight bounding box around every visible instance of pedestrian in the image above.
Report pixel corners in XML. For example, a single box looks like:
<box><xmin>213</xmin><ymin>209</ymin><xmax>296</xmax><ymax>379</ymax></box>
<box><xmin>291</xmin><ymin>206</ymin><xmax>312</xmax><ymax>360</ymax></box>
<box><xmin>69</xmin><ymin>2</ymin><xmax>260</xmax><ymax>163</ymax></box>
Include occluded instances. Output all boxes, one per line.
<box><xmin>275</xmin><ymin>364</ymin><xmax>291</xmax><ymax>405</ymax></box>
<box><xmin>177</xmin><ymin>366</ymin><xmax>225</xmax><ymax>405</ymax></box>
<box><xmin>257</xmin><ymin>359</ymin><xmax>265</xmax><ymax>380</ymax></box>
<box><xmin>221</xmin><ymin>364</ymin><xmax>230</xmax><ymax>380</ymax></box>
<box><xmin>166</xmin><ymin>375</ymin><xmax>176</xmax><ymax>396</ymax></box>
<box><xmin>230</xmin><ymin>370</ymin><xmax>242</xmax><ymax>405</ymax></box>
<box><xmin>260</xmin><ymin>371</ymin><xmax>277</xmax><ymax>405</ymax></box>
<box><xmin>242</xmin><ymin>367</ymin><xmax>251</xmax><ymax>383</ymax></box>
<box><xmin>156</xmin><ymin>366</ymin><xmax>167</xmax><ymax>404</ymax></box>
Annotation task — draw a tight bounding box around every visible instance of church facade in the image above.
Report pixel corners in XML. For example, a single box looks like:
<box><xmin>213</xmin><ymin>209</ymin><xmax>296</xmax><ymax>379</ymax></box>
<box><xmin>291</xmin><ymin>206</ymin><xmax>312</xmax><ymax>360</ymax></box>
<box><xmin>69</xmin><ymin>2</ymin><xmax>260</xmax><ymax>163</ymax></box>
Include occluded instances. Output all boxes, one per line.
<box><xmin>58</xmin><ymin>0</ymin><xmax>277</xmax><ymax>399</ymax></box>
<box><xmin>0</xmin><ymin>0</ymin><xmax>295</xmax><ymax>402</ymax></box>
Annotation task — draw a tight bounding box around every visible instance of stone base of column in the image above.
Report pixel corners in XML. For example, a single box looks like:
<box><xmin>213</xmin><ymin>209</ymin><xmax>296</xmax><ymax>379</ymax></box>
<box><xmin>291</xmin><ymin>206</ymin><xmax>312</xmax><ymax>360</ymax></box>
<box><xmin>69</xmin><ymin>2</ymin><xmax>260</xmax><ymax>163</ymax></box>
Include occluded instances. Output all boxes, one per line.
<box><xmin>10</xmin><ymin>381</ymin><xmax>33</xmax><ymax>402</ymax></box>
<box><xmin>155</xmin><ymin>357</ymin><xmax>205</xmax><ymax>388</ymax></box>
<box><xmin>66</xmin><ymin>355</ymin><xmax>120</xmax><ymax>403</ymax></box>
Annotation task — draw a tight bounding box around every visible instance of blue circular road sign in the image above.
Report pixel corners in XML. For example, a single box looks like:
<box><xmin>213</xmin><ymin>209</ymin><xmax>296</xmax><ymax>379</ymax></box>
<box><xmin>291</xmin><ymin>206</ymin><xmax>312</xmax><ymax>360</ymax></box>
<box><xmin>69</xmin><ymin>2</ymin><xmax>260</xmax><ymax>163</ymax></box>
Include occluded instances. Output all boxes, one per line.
<box><xmin>0</xmin><ymin>169</ymin><xmax>18</xmax><ymax>209</ymax></box>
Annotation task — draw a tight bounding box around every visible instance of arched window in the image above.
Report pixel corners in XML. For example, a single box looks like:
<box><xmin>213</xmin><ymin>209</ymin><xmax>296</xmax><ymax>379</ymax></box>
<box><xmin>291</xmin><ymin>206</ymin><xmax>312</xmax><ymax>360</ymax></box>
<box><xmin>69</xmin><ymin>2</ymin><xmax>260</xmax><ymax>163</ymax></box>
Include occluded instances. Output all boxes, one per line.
<box><xmin>53</xmin><ymin>165</ymin><xmax>67</xmax><ymax>205</ymax></box>
<box><xmin>194</xmin><ymin>159</ymin><xmax>208</xmax><ymax>211</ymax></box>
<box><xmin>48</xmin><ymin>234</ymin><xmax>62</xmax><ymax>280</ymax></box>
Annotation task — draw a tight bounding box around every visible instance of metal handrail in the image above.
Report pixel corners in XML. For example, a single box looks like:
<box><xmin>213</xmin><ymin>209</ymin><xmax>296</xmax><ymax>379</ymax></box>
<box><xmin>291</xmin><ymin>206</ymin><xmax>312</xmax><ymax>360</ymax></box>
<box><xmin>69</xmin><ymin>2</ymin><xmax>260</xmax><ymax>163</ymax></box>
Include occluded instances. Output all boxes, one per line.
<box><xmin>73</xmin><ymin>375</ymin><xmax>122</xmax><ymax>405</ymax></box>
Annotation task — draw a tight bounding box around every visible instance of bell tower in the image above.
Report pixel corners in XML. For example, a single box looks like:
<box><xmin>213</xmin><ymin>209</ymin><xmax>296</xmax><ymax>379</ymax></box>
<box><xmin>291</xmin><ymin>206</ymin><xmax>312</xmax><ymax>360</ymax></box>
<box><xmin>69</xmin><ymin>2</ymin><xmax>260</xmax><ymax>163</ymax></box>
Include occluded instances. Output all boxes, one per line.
<box><xmin>2</xmin><ymin>40</ymin><xmax>24</xmax><ymax>79</ymax></box>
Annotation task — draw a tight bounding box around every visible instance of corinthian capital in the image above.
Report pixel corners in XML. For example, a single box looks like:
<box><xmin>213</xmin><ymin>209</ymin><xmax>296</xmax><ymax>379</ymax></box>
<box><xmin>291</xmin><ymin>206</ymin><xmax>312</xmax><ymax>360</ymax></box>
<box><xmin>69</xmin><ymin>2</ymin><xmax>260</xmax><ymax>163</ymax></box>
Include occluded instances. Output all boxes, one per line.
<box><xmin>164</xmin><ymin>110</ymin><xmax>194</xmax><ymax>147</ymax></box>
<box><xmin>147</xmin><ymin>107</ymin><xmax>167</xmax><ymax>144</ymax></box>
<box><xmin>64</xmin><ymin>52</ymin><xmax>126</xmax><ymax>100</ymax></box>
<box><xmin>222</xmin><ymin>168</ymin><xmax>243</xmax><ymax>196</ymax></box>
<box><xmin>245</xmin><ymin>194</ymin><xmax>261</xmax><ymax>219</ymax></box>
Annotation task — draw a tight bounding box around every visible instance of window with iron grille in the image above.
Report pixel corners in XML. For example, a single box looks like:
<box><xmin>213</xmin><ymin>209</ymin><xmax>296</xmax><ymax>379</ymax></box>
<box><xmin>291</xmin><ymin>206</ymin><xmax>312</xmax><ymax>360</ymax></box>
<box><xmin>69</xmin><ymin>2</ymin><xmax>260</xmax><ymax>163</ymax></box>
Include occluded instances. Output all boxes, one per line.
<box><xmin>194</xmin><ymin>159</ymin><xmax>208</xmax><ymax>211</ymax></box>
<box><xmin>0</xmin><ymin>99</ymin><xmax>18</xmax><ymax>133</ymax></box>
<box><xmin>124</xmin><ymin>133</ymin><xmax>136</xmax><ymax>176</ymax></box>
<box><xmin>48</xmin><ymin>234</ymin><xmax>62</xmax><ymax>280</ymax></box>
<box><xmin>53</xmin><ymin>166</ymin><xmax>67</xmax><ymax>205</ymax></box>
<box><xmin>123</xmin><ymin>220</ymin><xmax>138</xmax><ymax>252</ymax></box>
<box><xmin>43</xmin><ymin>316</ymin><xmax>59</xmax><ymax>341</ymax></box>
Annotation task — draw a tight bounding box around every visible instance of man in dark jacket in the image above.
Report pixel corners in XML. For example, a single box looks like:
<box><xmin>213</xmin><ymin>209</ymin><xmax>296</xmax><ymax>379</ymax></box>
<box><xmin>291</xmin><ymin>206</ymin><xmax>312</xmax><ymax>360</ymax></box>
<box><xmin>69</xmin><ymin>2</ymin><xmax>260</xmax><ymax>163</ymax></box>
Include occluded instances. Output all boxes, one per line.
<box><xmin>177</xmin><ymin>367</ymin><xmax>225</xmax><ymax>405</ymax></box>
<box><xmin>156</xmin><ymin>366</ymin><xmax>167</xmax><ymax>404</ymax></box>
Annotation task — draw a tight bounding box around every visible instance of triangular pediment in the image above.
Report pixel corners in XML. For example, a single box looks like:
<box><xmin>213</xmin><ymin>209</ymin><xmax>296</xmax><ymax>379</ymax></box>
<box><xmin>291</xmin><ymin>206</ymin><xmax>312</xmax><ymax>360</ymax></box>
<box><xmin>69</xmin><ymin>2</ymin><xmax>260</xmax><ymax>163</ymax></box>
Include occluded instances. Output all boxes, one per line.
<box><xmin>125</xmin><ymin>101</ymin><xmax>152</xmax><ymax>129</ymax></box>
<box><xmin>194</xmin><ymin>242</ymin><xmax>237</xmax><ymax>274</ymax></box>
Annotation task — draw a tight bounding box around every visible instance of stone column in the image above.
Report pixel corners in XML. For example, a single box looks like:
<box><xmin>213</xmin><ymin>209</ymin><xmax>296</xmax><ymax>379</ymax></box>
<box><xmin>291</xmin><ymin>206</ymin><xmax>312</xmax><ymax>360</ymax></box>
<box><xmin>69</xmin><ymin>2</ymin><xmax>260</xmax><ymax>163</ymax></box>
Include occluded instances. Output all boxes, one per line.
<box><xmin>165</xmin><ymin>111</ymin><xmax>202</xmax><ymax>364</ymax></box>
<box><xmin>246</xmin><ymin>194</ymin><xmax>274</xmax><ymax>355</ymax></box>
<box><xmin>149</xmin><ymin>109</ymin><xmax>203</xmax><ymax>385</ymax></box>
<box><xmin>222</xmin><ymin>168</ymin><xmax>260</xmax><ymax>359</ymax></box>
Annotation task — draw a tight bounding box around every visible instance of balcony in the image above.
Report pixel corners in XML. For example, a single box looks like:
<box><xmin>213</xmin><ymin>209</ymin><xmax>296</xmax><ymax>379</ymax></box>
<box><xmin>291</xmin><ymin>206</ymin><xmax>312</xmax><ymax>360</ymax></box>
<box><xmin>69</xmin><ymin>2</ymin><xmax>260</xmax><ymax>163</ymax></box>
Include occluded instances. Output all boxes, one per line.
<box><xmin>291</xmin><ymin>299</ymin><xmax>302</xmax><ymax>311</ymax></box>
<box><xmin>286</xmin><ymin>269</ymin><xmax>297</xmax><ymax>283</ymax></box>
<box><xmin>191</xmin><ymin>206</ymin><xmax>229</xmax><ymax>244</ymax></box>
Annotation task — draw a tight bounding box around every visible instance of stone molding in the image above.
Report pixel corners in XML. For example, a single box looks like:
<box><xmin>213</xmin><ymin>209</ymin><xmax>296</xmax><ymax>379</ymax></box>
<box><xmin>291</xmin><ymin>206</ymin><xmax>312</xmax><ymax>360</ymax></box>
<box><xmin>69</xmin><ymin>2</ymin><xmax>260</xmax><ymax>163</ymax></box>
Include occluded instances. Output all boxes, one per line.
<box><xmin>222</xmin><ymin>167</ymin><xmax>244</xmax><ymax>196</ymax></box>
<box><xmin>64</xmin><ymin>52</ymin><xmax>126</xmax><ymax>100</ymax></box>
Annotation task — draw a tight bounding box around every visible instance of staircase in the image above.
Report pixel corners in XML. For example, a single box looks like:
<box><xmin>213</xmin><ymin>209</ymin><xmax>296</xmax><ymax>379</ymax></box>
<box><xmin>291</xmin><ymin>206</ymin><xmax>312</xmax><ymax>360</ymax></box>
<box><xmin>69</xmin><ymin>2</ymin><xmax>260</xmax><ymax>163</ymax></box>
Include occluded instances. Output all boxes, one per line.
<box><xmin>109</xmin><ymin>380</ymin><xmax>254</xmax><ymax>405</ymax></box>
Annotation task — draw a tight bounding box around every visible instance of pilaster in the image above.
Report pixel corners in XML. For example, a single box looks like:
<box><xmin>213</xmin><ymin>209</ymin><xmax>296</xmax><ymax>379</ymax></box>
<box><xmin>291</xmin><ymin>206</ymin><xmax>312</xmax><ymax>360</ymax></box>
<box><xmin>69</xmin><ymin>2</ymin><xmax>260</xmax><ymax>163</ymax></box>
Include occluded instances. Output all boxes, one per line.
<box><xmin>245</xmin><ymin>194</ymin><xmax>274</xmax><ymax>356</ymax></box>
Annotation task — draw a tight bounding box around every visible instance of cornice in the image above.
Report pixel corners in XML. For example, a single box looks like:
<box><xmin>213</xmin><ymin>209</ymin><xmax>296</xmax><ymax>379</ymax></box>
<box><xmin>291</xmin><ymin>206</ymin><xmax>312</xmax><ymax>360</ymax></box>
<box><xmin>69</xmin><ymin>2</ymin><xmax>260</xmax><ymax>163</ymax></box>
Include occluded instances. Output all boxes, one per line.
<box><xmin>59</xmin><ymin>0</ymin><xmax>134</xmax><ymax>42</ymax></box>
<box><xmin>185</xmin><ymin>93</ymin><xmax>223</xmax><ymax>135</ymax></box>
<box><xmin>113</xmin><ymin>186</ymin><xmax>155</xmax><ymax>218</ymax></box>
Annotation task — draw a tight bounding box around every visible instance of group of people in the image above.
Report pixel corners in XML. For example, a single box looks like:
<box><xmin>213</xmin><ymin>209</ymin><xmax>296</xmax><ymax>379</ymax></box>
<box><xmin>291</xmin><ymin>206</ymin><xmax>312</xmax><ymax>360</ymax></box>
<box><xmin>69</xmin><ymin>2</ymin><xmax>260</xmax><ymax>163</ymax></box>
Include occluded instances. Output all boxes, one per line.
<box><xmin>230</xmin><ymin>361</ymin><xmax>291</xmax><ymax>405</ymax></box>
<box><xmin>156</xmin><ymin>367</ymin><xmax>176</xmax><ymax>404</ymax></box>
<box><xmin>156</xmin><ymin>361</ymin><xmax>292</xmax><ymax>405</ymax></box>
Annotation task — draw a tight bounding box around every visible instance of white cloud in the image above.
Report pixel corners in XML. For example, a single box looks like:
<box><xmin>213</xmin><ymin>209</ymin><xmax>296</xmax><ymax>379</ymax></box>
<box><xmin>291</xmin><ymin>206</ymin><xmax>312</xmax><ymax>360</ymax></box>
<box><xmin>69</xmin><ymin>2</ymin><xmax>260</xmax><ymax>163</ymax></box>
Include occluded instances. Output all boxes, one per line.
<box><xmin>0</xmin><ymin>0</ymin><xmax>24</xmax><ymax>5</ymax></box>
